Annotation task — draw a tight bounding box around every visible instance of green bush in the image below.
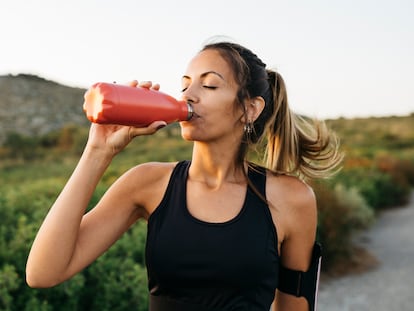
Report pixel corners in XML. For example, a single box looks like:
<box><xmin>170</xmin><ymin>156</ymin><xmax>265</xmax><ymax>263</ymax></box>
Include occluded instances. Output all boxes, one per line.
<box><xmin>0</xmin><ymin>183</ymin><xmax>149</xmax><ymax>311</ymax></box>
<box><xmin>314</xmin><ymin>181</ymin><xmax>374</xmax><ymax>269</ymax></box>
<box><xmin>335</xmin><ymin>156</ymin><xmax>413</xmax><ymax>209</ymax></box>
<box><xmin>3</xmin><ymin>133</ymin><xmax>42</xmax><ymax>161</ymax></box>
<box><xmin>0</xmin><ymin>264</ymin><xmax>19</xmax><ymax>311</ymax></box>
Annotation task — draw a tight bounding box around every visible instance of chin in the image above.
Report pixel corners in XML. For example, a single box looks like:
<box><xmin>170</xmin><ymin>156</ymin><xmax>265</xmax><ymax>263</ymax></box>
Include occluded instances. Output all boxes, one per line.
<box><xmin>179</xmin><ymin>122</ymin><xmax>197</xmax><ymax>141</ymax></box>
<box><xmin>180</xmin><ymin>131</ymin><xmax>199</xmax><ymax>142</ymax></box>
<box><xmin>180</xmin><ymin>126</ymin><xmax>195</xmax><ymax>141</ymax></box>
<box><xmin>179</xmin><ymin>122</ymin><xmax>213</xmax><ymax>142</ymax></box>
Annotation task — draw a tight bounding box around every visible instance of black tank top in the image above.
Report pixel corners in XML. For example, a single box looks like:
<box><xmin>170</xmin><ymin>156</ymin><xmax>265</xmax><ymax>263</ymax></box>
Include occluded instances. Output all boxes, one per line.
<box><xmin>146</xmin><ymin>161</ymin><xmax>279</xmax><ymax>311</ymax></box>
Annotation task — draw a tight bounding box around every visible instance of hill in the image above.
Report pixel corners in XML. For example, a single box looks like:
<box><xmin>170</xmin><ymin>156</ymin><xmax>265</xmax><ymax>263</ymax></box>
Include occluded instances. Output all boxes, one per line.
<box><xmin>1</xmin><ymin>73</ymin><xmax>413</xmax><ymax>150</ymax></box>
<box><xmin>0</xmin><ymin>74</ymin><xmax>88</xmax><ymax>144</ymax></box>
<box><xmin>326</xmin><ymin>114</ymin><xmax>414</xmax><ymax>159</ymax></box>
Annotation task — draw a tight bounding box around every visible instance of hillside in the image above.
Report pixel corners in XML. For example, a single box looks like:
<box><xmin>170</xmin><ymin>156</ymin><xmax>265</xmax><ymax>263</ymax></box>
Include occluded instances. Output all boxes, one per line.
<box><xmin>0</xmin><ymin>74</ymin><xmax>88</xmax><ymax>144</ymax></box>
<box><xmin>326</xmin><ymin>114</ymin><xmax>414</xmax><ymax>159</ymax></box>
<box><xmin>1</xmin><ymin>73</ymin><xmax>413</xmax><ymax>150</ymax></box>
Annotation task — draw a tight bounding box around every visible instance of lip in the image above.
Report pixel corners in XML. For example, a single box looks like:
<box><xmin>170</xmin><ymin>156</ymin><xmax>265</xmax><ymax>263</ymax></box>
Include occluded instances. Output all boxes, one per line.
<box><xmin>189</xmin><ymin>111</ymin><xmax>201</xmax><ymax>120</ymax></box>
<box><xmin>186</xmin><ymin>103</ymin><xmax>200</xmax><ymax>121</ymax></box>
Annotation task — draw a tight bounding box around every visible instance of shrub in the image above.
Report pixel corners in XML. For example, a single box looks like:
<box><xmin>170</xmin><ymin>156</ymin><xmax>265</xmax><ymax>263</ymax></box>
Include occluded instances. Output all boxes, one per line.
<box><xmin>3</xmin><ymin>133</ymin><xmax>41</xmax><ymax>161</ymax></box>
<box><xmin>314</xmin><ymin>181</ymin><xmax>374</xmax><ymax>269</ymax></box>
<box><xmin>0</xmin><ymin>264</ymin><xmax>19</xmax><ymax>311</ymax></box>
<box><xmin>333</xmin><ymin>155</ymin><xmax>413</xmax><ymax>209</ymax></box>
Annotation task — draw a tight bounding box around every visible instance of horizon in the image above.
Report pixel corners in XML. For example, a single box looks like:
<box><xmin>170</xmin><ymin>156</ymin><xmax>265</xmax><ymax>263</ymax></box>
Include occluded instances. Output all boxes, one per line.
<box><xmin>2</xmin><ymin>72</ymin><xmax>412</xmax><ymax>121</ymax></box>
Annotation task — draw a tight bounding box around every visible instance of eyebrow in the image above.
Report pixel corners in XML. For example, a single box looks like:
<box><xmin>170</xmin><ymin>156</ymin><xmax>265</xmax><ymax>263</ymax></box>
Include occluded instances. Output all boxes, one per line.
<box><xmin>182</xmin><ymin>71</ymin><xmax>225</xmax><ymax>81</ymax></box>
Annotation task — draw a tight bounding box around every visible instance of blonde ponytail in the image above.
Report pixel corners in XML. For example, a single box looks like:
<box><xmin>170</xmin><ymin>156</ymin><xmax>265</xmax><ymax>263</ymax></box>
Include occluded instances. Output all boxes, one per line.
<box><xmin>264</xmin><ymin>71</ymin><xmax>342</xmax><ymax>179</ymax></box>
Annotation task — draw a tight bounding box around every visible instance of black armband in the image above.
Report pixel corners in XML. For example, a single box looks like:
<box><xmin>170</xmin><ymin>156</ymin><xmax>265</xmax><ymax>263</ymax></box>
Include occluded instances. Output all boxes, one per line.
<box><xmin>278</xmin><ymin>242</ymin><xmax>322</xmax><ymax>311</ymax></box>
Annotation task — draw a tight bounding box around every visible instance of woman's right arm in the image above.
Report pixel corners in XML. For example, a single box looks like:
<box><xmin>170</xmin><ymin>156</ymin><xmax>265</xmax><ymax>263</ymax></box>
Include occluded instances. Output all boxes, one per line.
<box><xmin>26</xmin><ymin>112</ymin><xmax>166</xmax><ymax>287</ymax></box>
<box><xmin>26</xmin><ymin>139</ymin><xmax>112</xmax><ymax>287</ymax></box>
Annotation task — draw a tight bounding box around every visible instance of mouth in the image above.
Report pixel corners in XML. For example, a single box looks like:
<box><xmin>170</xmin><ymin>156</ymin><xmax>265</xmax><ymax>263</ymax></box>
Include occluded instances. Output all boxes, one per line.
<box><xmin>181</xmin><ymin>111</ymin><xmax>200</xmax><ymax>125</ymax></box>
<box><xmin>188</xmin><ymin>110</ymin><xmax>201</xmax><ymax>120</ymax></box>
<box><xmin>186</xmin><ymin>103</ymin><xmax>200</xmax><ymax>121</ymax></box>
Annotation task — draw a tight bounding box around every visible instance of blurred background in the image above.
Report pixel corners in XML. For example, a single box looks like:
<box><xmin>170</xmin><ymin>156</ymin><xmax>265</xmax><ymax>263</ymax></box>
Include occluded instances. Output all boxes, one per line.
<box><xmin>1</xmin><ymin>0</ymin><xmax>413</xmax><ymax>310</ymax></box>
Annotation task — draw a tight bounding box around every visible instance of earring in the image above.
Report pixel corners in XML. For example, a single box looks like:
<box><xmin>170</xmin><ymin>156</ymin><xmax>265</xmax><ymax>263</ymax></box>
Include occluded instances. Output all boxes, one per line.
<box><xmin>244</xmin><ymin>121</ymin><xmax>253</xmax><ymax>134</ymax></box>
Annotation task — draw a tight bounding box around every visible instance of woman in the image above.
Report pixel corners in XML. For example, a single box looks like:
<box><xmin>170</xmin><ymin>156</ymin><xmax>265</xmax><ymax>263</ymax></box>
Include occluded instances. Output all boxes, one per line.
<box><xmin>26</xmin><ymin>41</ymin><xmax>341</xmax><ymax>310</ymax></box>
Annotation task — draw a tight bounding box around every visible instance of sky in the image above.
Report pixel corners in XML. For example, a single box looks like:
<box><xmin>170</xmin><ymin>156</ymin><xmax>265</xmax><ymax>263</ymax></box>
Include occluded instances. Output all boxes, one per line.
<box><xmin>1</xmin><ymin>0</ymin><xmax>413</xmax><ymax>119</ymax></box>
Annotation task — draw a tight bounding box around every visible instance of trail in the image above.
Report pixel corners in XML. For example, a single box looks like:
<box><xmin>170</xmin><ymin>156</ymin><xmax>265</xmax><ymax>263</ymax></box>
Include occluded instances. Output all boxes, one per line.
<box><xmin>317</xmin><ymin>192</ymin><xmax>414</xmax><ymax>311</ymax></box>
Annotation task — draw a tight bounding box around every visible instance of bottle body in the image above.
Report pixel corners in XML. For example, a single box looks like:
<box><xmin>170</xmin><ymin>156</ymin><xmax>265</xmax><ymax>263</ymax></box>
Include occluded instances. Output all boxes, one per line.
<box><xmin>83</xmin><ymin>82</ymin><xmax>193</xmax><ymax>127</ymax></box>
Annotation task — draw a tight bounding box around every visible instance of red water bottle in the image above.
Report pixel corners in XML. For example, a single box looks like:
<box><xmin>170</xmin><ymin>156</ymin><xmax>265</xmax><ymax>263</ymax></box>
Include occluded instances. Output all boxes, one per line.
<box><xmin>83</xmin><ymin>82</ymin><xmax>193</xmax><ymax>127</ymax></box>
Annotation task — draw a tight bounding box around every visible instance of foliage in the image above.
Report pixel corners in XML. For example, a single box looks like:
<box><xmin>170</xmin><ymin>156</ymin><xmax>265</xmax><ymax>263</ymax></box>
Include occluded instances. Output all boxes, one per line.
<box><xmin>313</xmin><ymin>181</ymin><xmax>375</xmax><ymax>268</ymax></box>
<box><xmin>332</xmin><ymin>155</ymin><xmax>413</xmax><ymax>209</ymax></box>
<box><xmin>0</xmin><ymin>264</ymin><xmax>19</xmax><ymax>311</ymax></box>
<box><xmin>84</xmin><ymin>224</ymin><xmax>148</xmax><ymax>311</ymax></box>
<box><xmin>0</xmin><ymin>114</ymin><xmax>413</xmax><ymax>309</ymax></box>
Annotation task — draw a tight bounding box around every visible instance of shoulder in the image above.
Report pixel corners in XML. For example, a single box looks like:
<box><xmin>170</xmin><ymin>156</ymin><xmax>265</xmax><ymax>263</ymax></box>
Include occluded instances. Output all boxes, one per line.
<box><xmin>113</xmin><ymin>161</ymin><xmax>177</xmax><ymax>188</ymax></box>
<box><xmin>111</xmin><ymin>161</ymin><xmax>179</xmax><ymax>216</ymax></box>
<box><xmin>266</xmin><ymin>173</ymin><xmax>316</xmax><ymax>218</ymax></box>
<box><xmin>127</xmin><ymin>161</ymin><xmax>178</xmax><ymax>179</ymax></box>
<box><xmin>124</xmin><ymin>161</ymin><xmax>179</xmax><ymax>193</ymax></box>
<box><xmin>266</xmin><ymin>173</ymin><xmax>317</xmax><ymax>269</ymax></box>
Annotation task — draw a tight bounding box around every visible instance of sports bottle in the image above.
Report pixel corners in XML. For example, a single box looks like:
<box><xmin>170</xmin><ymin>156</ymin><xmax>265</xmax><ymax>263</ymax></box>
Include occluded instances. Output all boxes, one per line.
<box><xmin>83</xmin><ymin>82</ymin><xmax>193</xmax><ymax>127</ymax></box>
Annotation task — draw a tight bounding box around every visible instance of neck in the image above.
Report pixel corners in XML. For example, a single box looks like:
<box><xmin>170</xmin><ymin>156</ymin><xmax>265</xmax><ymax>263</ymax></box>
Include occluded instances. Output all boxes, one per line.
<box><xmin>189</xmin><ymin>141</ymin><xmax>246</xmax><ymax>188</ymax></box>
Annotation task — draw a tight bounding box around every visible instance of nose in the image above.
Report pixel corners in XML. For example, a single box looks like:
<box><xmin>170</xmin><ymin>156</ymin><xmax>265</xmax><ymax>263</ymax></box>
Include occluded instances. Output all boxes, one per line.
<box><xmin>181</xmin><ymin>84</ymin><xmax>199</xmax><ymax>105</ymax></box>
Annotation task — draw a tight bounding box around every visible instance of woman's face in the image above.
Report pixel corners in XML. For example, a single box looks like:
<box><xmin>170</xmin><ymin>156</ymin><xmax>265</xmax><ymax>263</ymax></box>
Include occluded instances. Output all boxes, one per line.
<box><xmin>179</xmin><ymin>49</ymin><xmax>244</xmax><ymax>143</ymax></box>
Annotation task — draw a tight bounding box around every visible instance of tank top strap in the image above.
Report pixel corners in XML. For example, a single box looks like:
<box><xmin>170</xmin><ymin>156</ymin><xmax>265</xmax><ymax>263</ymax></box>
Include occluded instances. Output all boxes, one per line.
<box><xmin>148</xmin><ymin>160</ymin><xmax>190</xmax><ymax>222</ymax></box>
<box><xmin>246</xmin><ymin>163</ymin><xmax>279</xmax><ymax>251</ymax></box>
<box><xmin>247</xmin><ymin>163</ymin><xmax>267</xmax><ymax>199</ymax></box>
<box><xmin>171</xmin><ymin>160</ymin><xmax>191</xmax><ymax>180</ymax></box>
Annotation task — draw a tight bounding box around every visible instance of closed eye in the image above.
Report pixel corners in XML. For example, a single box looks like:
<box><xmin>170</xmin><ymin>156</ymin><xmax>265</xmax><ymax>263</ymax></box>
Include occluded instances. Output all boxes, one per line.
<box><xmin>181</xmin><ymin>85</ymin><xmax>217</xmax><ymax>92</ymax></box>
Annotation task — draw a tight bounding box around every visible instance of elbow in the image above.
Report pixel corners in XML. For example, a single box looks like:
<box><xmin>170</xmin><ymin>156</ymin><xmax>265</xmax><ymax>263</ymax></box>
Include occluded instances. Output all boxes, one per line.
<box><xmin>26</xmin><ymin>275</ymin><xmax>43</xmax><ymax>289</ymax></box>
<box><xmin>26</xmin><ymin>275</ymin><xmax>45</xmax><ymax>289</ymax></box>
<box><xmin>25</xmin><ymin>266</ymin><xmax>61</xmax><ymax>288</ymax></box>
<box><xmin>26</xmin><ymin>275</ymin><xmax>60</xmax><ymax>289</ymax></box>
<box><xmin>25</xmin><ymin>273</ymin><xmax>50</xmax><ymax>289</ymax></box>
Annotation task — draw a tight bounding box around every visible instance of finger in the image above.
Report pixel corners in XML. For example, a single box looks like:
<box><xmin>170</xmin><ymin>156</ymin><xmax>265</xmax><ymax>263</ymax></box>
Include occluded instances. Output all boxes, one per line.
<box><xmin>151</xmin><ymin>83</ymin><xmax>160</xmax><ymax>91</ymax></box>
<box><xmin>129</xmin><ymin>80</ymin><xmax>139</xmax><ymax>87</ymax></box>
<box><xmin>138</xmin><ymin>81</ymin><xmax>152</xmax><ymax>89</ymax></box>
<box><xmin>150</xmin><ymin>120</ymin><xmax>167</xmax><ymax>131</ymax></box>
<box><xmin>129</xmin><ymin>121</ymin><xmax>167</xmax><ymax>138</ymax></box>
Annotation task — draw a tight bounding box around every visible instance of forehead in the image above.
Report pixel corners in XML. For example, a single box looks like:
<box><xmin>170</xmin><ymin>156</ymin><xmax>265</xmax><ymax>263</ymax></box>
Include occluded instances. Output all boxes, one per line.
<box><xmin>184</xmin><ymin>49</ymin><xmax>234</xmax><ymax>81</ymax></box>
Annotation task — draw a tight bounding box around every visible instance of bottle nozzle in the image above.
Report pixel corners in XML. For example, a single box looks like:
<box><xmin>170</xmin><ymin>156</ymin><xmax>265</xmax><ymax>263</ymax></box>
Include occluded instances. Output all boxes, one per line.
<box><xmin>186</xmin><ymin>102</ymin><xmax>194</xmax><ymax>120</ymax></box>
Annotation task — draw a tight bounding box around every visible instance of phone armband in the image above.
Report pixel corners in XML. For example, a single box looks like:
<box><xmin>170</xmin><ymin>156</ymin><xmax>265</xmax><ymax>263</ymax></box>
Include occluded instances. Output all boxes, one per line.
<box><xmin>278</xmin><ymin>242</ymin><xmax>322</xmax><ymax>311</ymax></box>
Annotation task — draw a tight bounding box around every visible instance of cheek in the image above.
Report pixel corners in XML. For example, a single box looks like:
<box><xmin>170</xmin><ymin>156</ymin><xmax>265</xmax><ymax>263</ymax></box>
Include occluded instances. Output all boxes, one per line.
<box><xmin>214</xmin><ymin>96</ymin><xmax>241</xmax><ymax>119</ymax></box>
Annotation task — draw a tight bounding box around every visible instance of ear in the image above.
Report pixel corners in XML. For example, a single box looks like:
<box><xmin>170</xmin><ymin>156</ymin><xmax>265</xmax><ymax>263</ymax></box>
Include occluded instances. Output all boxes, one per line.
<box><xmin>244</xmin><ymin>96</ymin><xmax>265</xmax><ymax>123</ymax></box>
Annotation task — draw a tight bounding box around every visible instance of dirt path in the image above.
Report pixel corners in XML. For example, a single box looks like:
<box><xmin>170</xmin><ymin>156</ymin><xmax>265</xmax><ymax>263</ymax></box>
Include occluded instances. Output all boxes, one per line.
<box><xmin>317</xmin><ymin>192</ymin><xmax>414</xmax><ymax>311</ymax></box>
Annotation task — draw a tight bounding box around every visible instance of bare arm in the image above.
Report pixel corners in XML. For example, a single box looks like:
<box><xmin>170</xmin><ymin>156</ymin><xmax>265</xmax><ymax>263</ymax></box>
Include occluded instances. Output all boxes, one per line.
<box><xmin>26</xmin><ymin>81</ymin><xmax>167</xmax><ymax>287</ymax></box>
<box><xmin>26</xmin><ymin>144</ymin><xmax>112</xmax><ymax>287</ymax></box>
<box><xmin>269</xmin><ymin>176</ymin><xmax>318</xmax><ymax>311</ymax></box>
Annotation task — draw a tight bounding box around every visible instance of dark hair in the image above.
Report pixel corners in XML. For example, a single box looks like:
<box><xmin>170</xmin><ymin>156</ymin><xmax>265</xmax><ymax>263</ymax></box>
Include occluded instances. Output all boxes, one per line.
<box><xmin>201</xmin><ymin>41</ymin><xmax>342</xmax><ymax>179</ymax></box>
